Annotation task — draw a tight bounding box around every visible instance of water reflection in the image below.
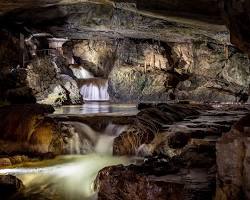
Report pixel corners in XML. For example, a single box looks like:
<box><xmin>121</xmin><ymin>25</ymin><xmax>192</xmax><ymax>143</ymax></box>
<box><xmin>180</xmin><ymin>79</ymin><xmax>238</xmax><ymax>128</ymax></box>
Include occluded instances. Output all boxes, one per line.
<box><xmin>54</xmin><ymin>102</ymin><xmax>138</xmax><ymax>115</ymax></box>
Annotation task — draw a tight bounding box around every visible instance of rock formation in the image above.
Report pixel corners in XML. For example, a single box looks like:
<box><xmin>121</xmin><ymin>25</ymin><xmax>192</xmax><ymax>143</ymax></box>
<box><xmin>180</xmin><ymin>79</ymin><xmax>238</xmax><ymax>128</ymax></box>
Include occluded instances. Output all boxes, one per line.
<box><xmin>0</xmin><ymin>1</ymin><xmax>250</xmax><ymax>200</ymax></box>
<box><xmin>216</xmin><ymin>114</ymin><xmax>250</xmax><ymax>199</ymax></box>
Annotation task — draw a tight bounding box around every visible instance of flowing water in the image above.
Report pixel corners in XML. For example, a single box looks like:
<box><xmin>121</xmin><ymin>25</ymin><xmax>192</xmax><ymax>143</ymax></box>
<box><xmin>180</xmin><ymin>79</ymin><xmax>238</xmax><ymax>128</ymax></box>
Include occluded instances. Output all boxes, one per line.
<box><xmin>63</xmin><ymin>122</ymin><xmax>128</xmax><ymax>155</ymax></box>
<box><xmin>70</xmin><ymin>66</ymin><xmax>94</xmax><ymax>79</ymax></box>
<box><xmin>2</xmin><ymin>66</ymin><xmax>137</xmax><ymax>200</ymax></box>
<box><xmin>80</xmin><ymin>79</ymin><xmax>109</xmax><ymax>101</ymax></box>
<box><xmin>0</xmin><ymin>102</ymin><xmax>138</xmax><ymax>199</ymax></box>
<box><xmin>0</xmin><ymin>155</ymin><xmax>131</xmax><ymax>200</ymax></box>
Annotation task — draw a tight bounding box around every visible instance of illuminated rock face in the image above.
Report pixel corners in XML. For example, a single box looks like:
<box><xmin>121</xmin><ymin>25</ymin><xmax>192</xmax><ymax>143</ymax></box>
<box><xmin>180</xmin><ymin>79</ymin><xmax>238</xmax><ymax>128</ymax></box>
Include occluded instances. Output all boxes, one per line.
<box><xmin>1</xmin><ymin>33</ymin><xmax>250</xmax><ymax>104</ymax></box>
<box><xmin>107</xmin><ymin>40</ymin><xmax>250</xmax><ymax>103</ymax></box>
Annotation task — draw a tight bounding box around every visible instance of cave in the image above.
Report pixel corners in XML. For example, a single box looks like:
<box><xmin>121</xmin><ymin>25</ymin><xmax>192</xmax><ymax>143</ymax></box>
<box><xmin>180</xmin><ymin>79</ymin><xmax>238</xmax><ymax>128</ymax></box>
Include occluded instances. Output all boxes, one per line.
<box><xmin>0</xmin><ymin>1</ymin><xmax>250</xmax><ymax>200</ymax></box>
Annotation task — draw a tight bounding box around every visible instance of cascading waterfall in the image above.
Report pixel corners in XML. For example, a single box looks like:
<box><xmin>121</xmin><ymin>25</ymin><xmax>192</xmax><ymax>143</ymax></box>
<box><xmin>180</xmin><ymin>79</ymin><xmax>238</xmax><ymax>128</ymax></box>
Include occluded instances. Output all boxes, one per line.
<box><xmin>70</xmin><ymin>66</ymin><xmax>94</xmax><ymax>79</ymax></box>
<box><xmin>80</xmin><ymin>78</ymin><xmax>110</xmax><ymax>101</ymax></box>
<box><xmin>95</xmin><ymin>123</ymin><xmax>128</xmax><ymax>154</ymax></box>
<box><xmin>64</xmin><ymin>122</ymin><xmax>127</xmax><ymax>155</ymax></box>
<box><xmin>69</xmin><ymin>65</ymin><xmax>110</xmax><ymax>101</ymax></box>
<box><xmin>68</xmin><ymin>132</ymin><xmax>81</xmax><ymax>154</ymax></box>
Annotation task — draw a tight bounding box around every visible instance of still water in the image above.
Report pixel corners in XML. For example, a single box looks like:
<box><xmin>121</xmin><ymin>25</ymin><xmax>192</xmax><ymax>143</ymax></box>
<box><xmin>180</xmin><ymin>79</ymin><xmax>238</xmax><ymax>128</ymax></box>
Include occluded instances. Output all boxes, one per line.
<box><xmin>54</xmin><ymin>102</ymin><xmax>138</xmax><ymax>115</ymax></box>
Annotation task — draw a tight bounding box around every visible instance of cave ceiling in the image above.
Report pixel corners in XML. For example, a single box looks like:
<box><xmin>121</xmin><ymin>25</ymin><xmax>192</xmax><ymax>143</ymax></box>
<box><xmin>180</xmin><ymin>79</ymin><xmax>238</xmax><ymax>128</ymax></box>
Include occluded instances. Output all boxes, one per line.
<box><xmin>0</xmin><ymin>0</ymin><xmax>249</xmax><ymax>53</ymax></box>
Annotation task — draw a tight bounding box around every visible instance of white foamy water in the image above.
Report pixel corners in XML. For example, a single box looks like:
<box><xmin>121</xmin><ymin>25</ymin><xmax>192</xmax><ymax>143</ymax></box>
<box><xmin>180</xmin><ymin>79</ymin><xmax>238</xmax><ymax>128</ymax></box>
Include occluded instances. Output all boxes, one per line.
<box><xmin>80</xmin><ymin>79</ymin><xmax>109</xmax><ymax>101</ymax></box>
<box><xmin>64</xmin><ymin>122</ymin><xmax>127</xmax><ymax>155</ymax></box>
<box><xmin>0</xmin><ymin>154</ymin><xmax>131</xmax><ymax>200</ymax></box>
<box><xmin>70</xmin><ymin>66</ymin><xmax>94</xmax><ymax>79</ymax></box>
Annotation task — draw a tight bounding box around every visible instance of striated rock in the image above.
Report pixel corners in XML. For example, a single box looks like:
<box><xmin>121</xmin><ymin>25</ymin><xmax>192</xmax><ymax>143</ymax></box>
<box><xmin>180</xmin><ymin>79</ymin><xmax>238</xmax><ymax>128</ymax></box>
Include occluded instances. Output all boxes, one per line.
<box><xmin>0</xmin><ymin>0</ymin><xmax>250</xmax><ymax>57</ymax></box>
<box><xmin>0</xmin><ymin>32</ymin><xmax>249</xmax><ymax>104</ymax></box>
<box><xmin>0</xmin><ymin>1</ymin><xmax>228</xmax><ymax>44</ymax></box>
<box><xmin>113</xmin><ymin>103</ymin><xmax>200</xmax><ymax>155</ymax></box>
<box><xmin>216</xmin><ymin>114</ymin><xmax>250</xmax><ymax>200</ymax></box>
<box><xmin>96</xmin><ymin>106</ymin><xmax>248</xmax><ymax>200</ymax></box>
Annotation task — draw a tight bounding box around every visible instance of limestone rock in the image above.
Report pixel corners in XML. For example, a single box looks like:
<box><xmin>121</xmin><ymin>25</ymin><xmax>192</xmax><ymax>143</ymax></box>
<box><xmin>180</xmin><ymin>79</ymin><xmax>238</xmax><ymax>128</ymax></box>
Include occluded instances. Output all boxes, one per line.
<box><xmin>0</xmin><ymin>104</ymin><xmax>67</xmax><ymax>156</ymax></box>
<box><xmin>26</xmin><ymin>56</ymin><xmax>82</xmax><ymax>106</ymax></box>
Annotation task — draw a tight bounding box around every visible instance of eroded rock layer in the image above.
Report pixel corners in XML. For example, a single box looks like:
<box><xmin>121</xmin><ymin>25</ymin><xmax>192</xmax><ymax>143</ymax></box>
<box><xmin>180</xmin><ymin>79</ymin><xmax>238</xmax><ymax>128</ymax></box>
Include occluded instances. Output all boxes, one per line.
<box><xmin>94</xmin><ymin>103</ymin><xmax>249</xmax><ymax>200</ymax></box>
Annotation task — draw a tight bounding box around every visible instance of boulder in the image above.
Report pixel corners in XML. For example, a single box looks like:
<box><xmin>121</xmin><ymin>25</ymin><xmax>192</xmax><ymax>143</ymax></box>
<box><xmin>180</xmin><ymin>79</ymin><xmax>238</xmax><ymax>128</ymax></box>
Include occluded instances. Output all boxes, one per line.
<box><xmin>216</xmin><ymin>114</ymin><xmax>250</xmax><ymax>200</ymax></box>
<box><xmin>113</xmin><ymin>104</ymin><xmax>200</xmax><ymax>156</ymax></box>
<box><xmin>0</xmin><ymin>175</ymin><xmax>24</xmax><ymax>199</ymax></box>
<box><xmin>26</xmin><ymin>57</ymin><xmax>82</xmax><ymax>106</ymax></box>
<box><xmin>95</xmin><ymin>155</ymin><xmax>215</xmax><ymax>200</ymax></box>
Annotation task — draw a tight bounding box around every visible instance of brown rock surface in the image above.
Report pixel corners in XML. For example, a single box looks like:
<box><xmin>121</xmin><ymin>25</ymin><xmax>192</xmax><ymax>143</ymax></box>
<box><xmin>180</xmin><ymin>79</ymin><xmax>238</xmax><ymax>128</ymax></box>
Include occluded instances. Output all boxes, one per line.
<box><xmin>0</xmin><ymin>104</ymin><xmax>68</xmax><ymax>156</ymax></box>
<box><xmin>95</xmin><ymin>154</ymin><xmax>216</xmax><ymax>200</ymax></box>
<box><xmin>216</xmin><ymin>114</ymin><xmax>250</xmax><ymax>200</ymax></box>
<box><xmin>0</xmin><ymin>175</ymin><xmax>24</xmax><ymax>200</ymax></box>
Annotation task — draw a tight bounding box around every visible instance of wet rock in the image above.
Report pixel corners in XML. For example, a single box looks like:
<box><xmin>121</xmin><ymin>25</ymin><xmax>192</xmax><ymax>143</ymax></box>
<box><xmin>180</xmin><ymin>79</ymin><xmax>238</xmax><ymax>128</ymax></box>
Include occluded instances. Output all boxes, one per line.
<box><xmin>113</xmin><ymin>125</ymin><xmax>155</xmax><ymax>156</ymax></box>
<box><xmin>0</xmin><ymin>175</ymin><xmax>24</xmax><ymax>199</ymax></box>
<box><xmin>168</xmin><ymin>132</ymin><xmax>190</xmax><ymax>149</ymax></box>
<box><xmin>113</xmin><ymin>104</ymin><xmax>201</xmax><ymax>156</ymax></box>
<box><xmin>71</xmin><ymin>40</ymin><xmax>117</xmax><ymax>78</ymax></box>
<box><xmin>132</xmin><ymin>105</ymin><xmax>247</xmax><ymax>159</ymax></box>
<box><xmin>95</xmin><ymin>155</ymin><xmax>216</xmax><ymax>200</ymax></box>
<box><xmin>216</xmin><ymin>114</ymin><xmax>250</xmax><ymax>200</ymax></box>
<box><xmin>0</xmin><ymin>104</ymin><xmax>69</xmax><ymax>156</ymax></box>
<box><xmin>0</xmin><ymin>104</ymin><xmax>54</xmax><ymax>141</ymax></box>
<box><xmin>0</xmin><ymin>158</ymin><xmax>12</xmax><ymax>167</ymax></box>
<box><xmin>0</xmin><ymin>155</ymin><xmax>30</xmax><ymax>167</ymax></box>
<box><xmin>95</xmin><ymin>164</ymin><xmax>184</xmax><ymax>200</ymax></box>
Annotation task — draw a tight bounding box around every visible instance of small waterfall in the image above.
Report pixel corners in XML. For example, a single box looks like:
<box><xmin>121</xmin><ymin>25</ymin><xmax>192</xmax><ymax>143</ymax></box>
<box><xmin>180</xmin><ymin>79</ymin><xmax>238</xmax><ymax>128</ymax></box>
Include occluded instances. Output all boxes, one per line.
<box><xmin>69</xmin><ymin>66</ymin><xmax>94</xmax><ymax>79</ymax></box>
<box><xmin>95</xmin><ymin>124</ymin><xmax>128</xmax><ymax>154</ymax></box>
<box><xmin>68</xmin><ymin>132</ymin><xmax>81</xmax><ymax>154</ymax></box>
<box><xmin>63</xmin><ymin>122</ymin><xmax>127</xmax><ymax>155</ymax></box>
<box><xmin>80</xmin><ymin>78</ymin><xmax>109</xmax><ymax>101</ymax></box>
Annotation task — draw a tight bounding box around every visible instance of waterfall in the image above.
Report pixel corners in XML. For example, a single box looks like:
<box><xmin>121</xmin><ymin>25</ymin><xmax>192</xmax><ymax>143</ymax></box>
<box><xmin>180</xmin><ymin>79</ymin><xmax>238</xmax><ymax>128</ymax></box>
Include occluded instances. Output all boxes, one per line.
<box><xmin>68</xmin><ymin>132</ymin><xmax>81</xmax><ymax>154</ymax></box>
<box><xmin>63</xmin><ymin>122</ymin><xmax>127</xmax><ymax>155</ymax></box>
<box><xmin>80</xmin><ymin>78</ymin><xmax>109</xmax><ymax>101</ymax></box>
<box><xmin>68</xmin><ymin>66</ymin><xmax>109</xmax><ymax>101</ymax></box>
<box><xmin>69</xmin><ymin>66</ymin><xmax>94</xmax><ymax>79</ymax></box>
<box><xmin>95</xmin><ymin>124</ymin><xmax>128</xmax><ymax>154</ymax></box>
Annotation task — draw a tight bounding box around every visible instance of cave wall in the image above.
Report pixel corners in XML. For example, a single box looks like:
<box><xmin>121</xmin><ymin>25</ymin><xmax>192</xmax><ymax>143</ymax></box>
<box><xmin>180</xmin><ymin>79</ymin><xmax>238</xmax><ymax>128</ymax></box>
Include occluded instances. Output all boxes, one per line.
<box><xmin>1</xmin><ymin>31</ymin><xmax>249</xmax><ymax>105</ymax></box>
<box><xmin>0</xmin><ymin>32</ymin><xmax>83</xmax><ymax>106</ymax></box>
<box><xmin>70</xmin><ymin>38</ymin><xmax>250</xmax><ymax>103</ymax></box>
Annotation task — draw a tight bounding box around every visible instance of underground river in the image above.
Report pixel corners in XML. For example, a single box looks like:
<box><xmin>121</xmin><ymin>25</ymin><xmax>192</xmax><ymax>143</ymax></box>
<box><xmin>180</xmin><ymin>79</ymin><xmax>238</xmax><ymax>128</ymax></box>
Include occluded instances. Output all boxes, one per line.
<box><xmin>0</xmin><ymin>103</ymin><xmax>139</xmax><ymax>200</ymax></box>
